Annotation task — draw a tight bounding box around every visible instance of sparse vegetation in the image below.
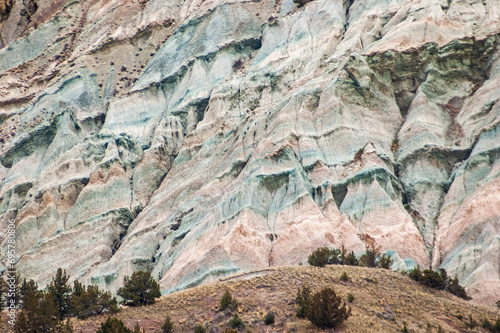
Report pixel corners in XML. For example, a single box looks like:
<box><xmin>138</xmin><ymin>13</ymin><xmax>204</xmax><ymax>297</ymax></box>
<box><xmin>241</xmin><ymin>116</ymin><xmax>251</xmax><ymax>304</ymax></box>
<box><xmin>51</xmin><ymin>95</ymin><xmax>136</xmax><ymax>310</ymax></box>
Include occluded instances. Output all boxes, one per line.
<box><xmin>347</xmin><ymin>293</ymin><xmax>355</xmax><ymax>302</ymax></box>
<box><xmin>96</xmin><ymin>317</ymin><xmax>132</xmax><ymax>333</ymax></box>
<box><xmin>117</xmin><ymin>271</ymin><xmax>161</xmax><ymax>306</ymax></box>
<box><xmin>481</xmin><ymin>317</ymin><xmax>500</xmax><ymax>333</ymax></box>
<box><xmin>408</xmin><ymin>266</ymin><xmax>470</xmax><ymax>300</ymax></box>
<box><xmin>307</xmin><ymin>245</ymin><xmax>392</xmax><ymax>269</ymax></box>
<box><xmin>465</xmin><ymin>314</ymin><xmax>478</xmax><ymax>329</ymax></box>
<box><xmin>264</xmin><ymin>311</ymin><xmax>275</xmax><ymax>325</ymax></box>
<box><xmin>193</xmin><ymin>323</ymin><xmax>206</xmax><ymax>333</ymax></box>
<box><xmin>228</xmin><ymin>312</ymin><xmax>245</xmax><ymax>329</ymax></box>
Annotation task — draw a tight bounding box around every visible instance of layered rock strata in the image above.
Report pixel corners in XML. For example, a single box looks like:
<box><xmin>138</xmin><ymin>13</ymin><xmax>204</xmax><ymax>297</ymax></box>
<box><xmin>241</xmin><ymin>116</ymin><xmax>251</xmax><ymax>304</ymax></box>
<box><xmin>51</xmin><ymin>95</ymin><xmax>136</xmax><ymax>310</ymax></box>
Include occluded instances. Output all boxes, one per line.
<box><xmin>0</xmin><ymin>0</ymin><xmax>499</xmax><ymax>305</ymax></box>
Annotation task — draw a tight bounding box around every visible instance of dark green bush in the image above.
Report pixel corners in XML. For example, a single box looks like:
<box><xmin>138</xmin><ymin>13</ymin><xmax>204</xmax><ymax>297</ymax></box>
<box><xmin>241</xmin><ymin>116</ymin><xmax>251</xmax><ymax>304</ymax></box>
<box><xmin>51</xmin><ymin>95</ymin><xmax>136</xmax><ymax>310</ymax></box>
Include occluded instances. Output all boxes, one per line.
<box><xmin>228</xmin><ymin>313</ymin><xmax>244</xmax><ymax>329</ymax></box>
<box><xmin>339</xmin><ymin>272</ymin><xmax>350</xmax><ymax>282</ymax></box>
<box><xmin>219</xmin><ymin>289</ymin><xmax>238</xmax><ymax>312</ymax></box>
<box><xmin>343</xmin><ymin>251</ymin><xmax>359</xmax><ymax>266</ymax></box>
<box><xmin>96</xmin><ymin>317</ymin><xmax>132</xmax><ymax>333</ymax></box>
<box><xmin>161</xmin><ymin>315</ymin><xmax>174</xmax><ymax>333</ymax></box>
<box><xmin>308</xmin><ymin>247</ymin><xmax>331</xmax><ymax>267</ymax></box>
<box><xmin>347</xmin><ymin>293</ymin><xmax>355</xmax><ymax>302</ymax></box>
<box><xmin>408</xmin><ymin>266</ymin><xmax>423</xmax><ymax>282</ymax></box>
<box><xmin>117</xmin><ymin>271</ymin><xmax>161</xmax><ymax>306</ymax></box>
<box><xmin>305</xmin><ymin>287</ymin><xmax>351</xmax><ymax>329</ymax></box>
<box><xmin>295</xmin><ymin>285</ymin><xmax>311</xmax><ymax>318</ymax></box>
<box><xmin>71</xmin><ymin>281</ymin><xmax>118</xmax><ymax>319</ymax></box>
<box><xmin>378</xmin><ymin>253</ymin><xmax>393</xmax><ymax>269</ymax></box>
<box><xmin>408</xmin><ymin>267</ymin><xmax>469</xmax><ymax>300</ymax></box>
<box><xmin>264</xmin><ymin>311</ymin><xmax>275</xmax><ymax>325</ymax></box>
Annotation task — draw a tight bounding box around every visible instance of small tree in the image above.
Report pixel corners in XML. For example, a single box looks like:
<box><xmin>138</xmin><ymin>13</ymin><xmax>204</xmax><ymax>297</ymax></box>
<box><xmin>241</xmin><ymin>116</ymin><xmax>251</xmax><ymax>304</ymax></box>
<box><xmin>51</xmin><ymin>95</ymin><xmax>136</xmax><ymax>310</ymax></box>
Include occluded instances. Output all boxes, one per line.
<box><xmin>71</xmin><ymin>281</ymin><xmax>118</xmax><ymax>319</ymax></box>
<box><xmin>305</xmin><ymin>287</ymin><xmax>351</xmax><ymax>329</ymax></box>
<box><xmin>162</xmin><ymin>315</ymin><xmax>174</xmax><ymax>333</ymax></box>
<box><xmin>447</xmin><ymin>276</ymin><xmax>469</xmax><ymax>300</ymax></box>
<box><xmin>308</xmin><ymin>247</ymin><xmax>331</xmax><ymax>267</ymax></box>
<box><xmin>378</xmin><ymin>253</ymin><xmax>393</xmax><ymax>269</ymax></box>
<box><xmin>47</xmin><ymin>268</ymin><xmax>72</xmax><ymax>319</ymax></box>
<box><xmin>117</xmin><ymin>271</ymin><xmax>161</xmax><ymax>306</ymax></box>
<box><xmin>15</xmin><ymin>290</ymin><xmax>62</xmax><ymax>333</ymax></box>
<box><xmin>359</xmin><ymin>244</ymin><xmax>379</xmax><ymax>268</ymax></box>
<box><xmin>219</xmin><ymin>289</ymin><xmax>238</xmax><ymax>312</ymax></box>
<box><xmin>295</xmin><ymin>285</ymin><xmax>311</xmax><ymax>318</ymax></box>
<box><xmin>264</xmin><ymin>311</ymin><xmax>275</xmax><ymax>325</ymax></box>
<box><xmin>344</xmin><ymin>251</ymin><xmax>359</xmax><ymax>266</ymax></box>
<box><xmin>97</xmin><ymin>317</ymin><xmax>132</xmax><ymax>333</ymax></box>
<box><xmin>228</xmin><ymin>313</ymin><xmax>244</xmax><ymax>329</ymax></box>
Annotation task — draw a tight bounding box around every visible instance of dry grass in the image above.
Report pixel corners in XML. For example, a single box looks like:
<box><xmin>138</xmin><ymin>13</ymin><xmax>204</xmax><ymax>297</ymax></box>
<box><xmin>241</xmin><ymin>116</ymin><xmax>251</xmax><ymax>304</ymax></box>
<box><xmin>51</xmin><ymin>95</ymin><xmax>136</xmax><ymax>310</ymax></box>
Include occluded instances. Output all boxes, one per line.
<box><xmin>2</xmin><ymin>265</ymin><xmax>499</xmax><ymax>332</ymax></box>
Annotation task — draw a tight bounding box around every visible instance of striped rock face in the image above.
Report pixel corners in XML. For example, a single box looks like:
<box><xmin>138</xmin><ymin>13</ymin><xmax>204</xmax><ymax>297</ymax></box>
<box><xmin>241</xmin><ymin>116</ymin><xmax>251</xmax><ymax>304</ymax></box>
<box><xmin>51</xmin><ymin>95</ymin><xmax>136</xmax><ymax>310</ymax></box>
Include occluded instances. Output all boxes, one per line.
<box><xmin>0</xmin><ymin>0</ymin><xmax>499</xmax><ymax>305</ymax></box>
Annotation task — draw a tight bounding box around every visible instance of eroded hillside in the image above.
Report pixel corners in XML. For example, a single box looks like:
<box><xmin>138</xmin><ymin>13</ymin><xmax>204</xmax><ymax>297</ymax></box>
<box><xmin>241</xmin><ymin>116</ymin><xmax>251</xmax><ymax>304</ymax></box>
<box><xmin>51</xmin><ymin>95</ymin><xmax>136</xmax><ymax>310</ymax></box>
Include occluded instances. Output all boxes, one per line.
<box><xmin>0</xmin><ymin>0</ymin><xmax>499</xmax><ymax>305</ymax></box>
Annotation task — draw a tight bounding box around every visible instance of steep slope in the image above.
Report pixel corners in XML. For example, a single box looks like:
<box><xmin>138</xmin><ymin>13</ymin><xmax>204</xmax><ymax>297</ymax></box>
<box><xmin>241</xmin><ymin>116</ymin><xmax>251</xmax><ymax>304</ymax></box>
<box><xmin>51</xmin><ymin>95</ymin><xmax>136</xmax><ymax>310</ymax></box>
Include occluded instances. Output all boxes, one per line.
<box><xmin>0</xmin><ymin>0</ymin><xmax>499</xmax><ymax>306</ymax></box>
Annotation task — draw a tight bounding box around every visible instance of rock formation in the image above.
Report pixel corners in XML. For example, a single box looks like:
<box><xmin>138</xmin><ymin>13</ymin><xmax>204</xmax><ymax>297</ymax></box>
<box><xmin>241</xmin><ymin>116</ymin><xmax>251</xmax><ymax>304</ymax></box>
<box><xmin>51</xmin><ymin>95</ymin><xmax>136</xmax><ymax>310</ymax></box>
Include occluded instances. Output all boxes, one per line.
<box><xmin>0</xmin><ymin>0</ymin><xmax>499</xmax><ymax>306</ymax></box>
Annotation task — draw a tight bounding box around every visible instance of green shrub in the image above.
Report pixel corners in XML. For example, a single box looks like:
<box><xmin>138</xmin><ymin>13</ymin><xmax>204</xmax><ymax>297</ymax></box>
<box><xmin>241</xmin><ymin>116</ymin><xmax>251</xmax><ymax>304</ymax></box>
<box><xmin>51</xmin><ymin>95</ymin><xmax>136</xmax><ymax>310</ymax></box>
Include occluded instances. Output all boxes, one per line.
<box><xmin>295</xmin><ymin>285</ymin><xmax>311</xmax><ymax>318</ymax></box>
<box><xmin>264</xmin><ymin>311</ymin><xmax>275</xmax><ymax>325</ymax></box>
<box><xmin>447</xmin><ymin>276</ymin><xmax>470</xmax><ymax>300</ymax></box>
<box><xmin>378</xmin><ymin>253</ymin><xmax>393</xmax><ymax>269</ymax></box>
<box><xmin>496</xmin><ymin>300</ymin><xmax>500</xmax><ymax>309</ymax></box>
<box><xmin>422</xmin><ymin>269</ymin><xmax>445</xmax><ymax>289</ymax></box>
<box><xmin>343</xmin><ymin>251</ymin><xmax>359</xmax><ymax>266</ymax></box>
<box><xmin>305</xmin><ymin>287</ymin><xmax>351</xmax><ymax>329</ymax></box>
<box><xmin>308</xmin><ymin>247</ymin><xmax>331</xmax><ymax>267</ymax></box>
<box><xmin>347</xmin><ymin>293</ymin><xmax>355</xmax><ymax>302</ymax></box>
<box><xmin>228</xmin><ymin>313</ymin><xmax>244</xmax><ymax>329</ymax></box>
<box><xmin>219</xmin><ymin>289</ymin><xmax>238</xmax><ymax>312</ymax></box>
<box><xmin>408</xmin><ymin>266</ymin><xmax>423</xmax><ymax>282</ymax></box>
<box><xmin>401</xmin><ymin>322</ymin><xmax>409</xmax><ymax>333</ymax></box>
<box><xmin>117</xmin><ymin>271</ymin><xmax>161</xmax><ymax>306</ymax></box>
<box><xmin>339</xmin><ymin>272</ymin><xmax>350</xmax><ymax>282</ymax></box>
<box><xmin>96</xmin><ymin>317</ymin><xmax>132</xmax><ymax>333</ymax></box>
<box><xmin>161</xmin><ymin>315</ymin><xmax>174</xmax><ymax>333</ymax></box>
<box><xmin>193</xmin><ymin>323</ymin><xmax>206</xmax><ymax>333</ymax></box>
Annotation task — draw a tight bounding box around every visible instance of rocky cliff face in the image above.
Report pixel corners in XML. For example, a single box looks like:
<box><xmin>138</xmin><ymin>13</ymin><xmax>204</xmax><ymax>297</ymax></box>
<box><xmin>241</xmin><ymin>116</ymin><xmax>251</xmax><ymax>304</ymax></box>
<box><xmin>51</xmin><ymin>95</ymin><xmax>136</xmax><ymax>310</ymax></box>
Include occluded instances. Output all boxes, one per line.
<box><xmin>0</xmin><ymin>0</ymin><xmax>499</xmax><ymax>306</ymax></box>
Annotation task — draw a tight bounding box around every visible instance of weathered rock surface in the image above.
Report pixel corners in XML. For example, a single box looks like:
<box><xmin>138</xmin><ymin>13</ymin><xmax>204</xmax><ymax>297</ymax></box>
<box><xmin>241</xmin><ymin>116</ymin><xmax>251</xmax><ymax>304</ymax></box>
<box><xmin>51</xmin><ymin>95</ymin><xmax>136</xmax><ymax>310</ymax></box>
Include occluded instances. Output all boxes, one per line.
<box><xmin>0</xmin><ymin>0</ymin><xmax>499</xmax><ymax>305</ymax></box>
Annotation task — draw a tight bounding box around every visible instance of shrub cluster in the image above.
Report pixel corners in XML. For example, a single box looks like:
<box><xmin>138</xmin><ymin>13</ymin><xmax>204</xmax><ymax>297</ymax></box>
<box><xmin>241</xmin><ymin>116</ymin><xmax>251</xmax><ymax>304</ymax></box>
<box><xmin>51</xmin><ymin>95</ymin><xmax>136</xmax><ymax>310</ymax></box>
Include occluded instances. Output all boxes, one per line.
<box><xmin>308</xmin><ymin>245</ymin><xmax>392</xmax><ymax>269</ymax></box>
<box><xmin>117</xmin><ymin>271</ymin><xmax>161</xmax><ymax>306</ymax></box>
<box><xmin>408</xmin><ymin>266</ymin><xmax>470</xmax><ymax>300</ymax></box>
<box><xmin>295</xmin><ymin>285</ymin><xmax>351</xmax><ymax>329</ymax></box>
